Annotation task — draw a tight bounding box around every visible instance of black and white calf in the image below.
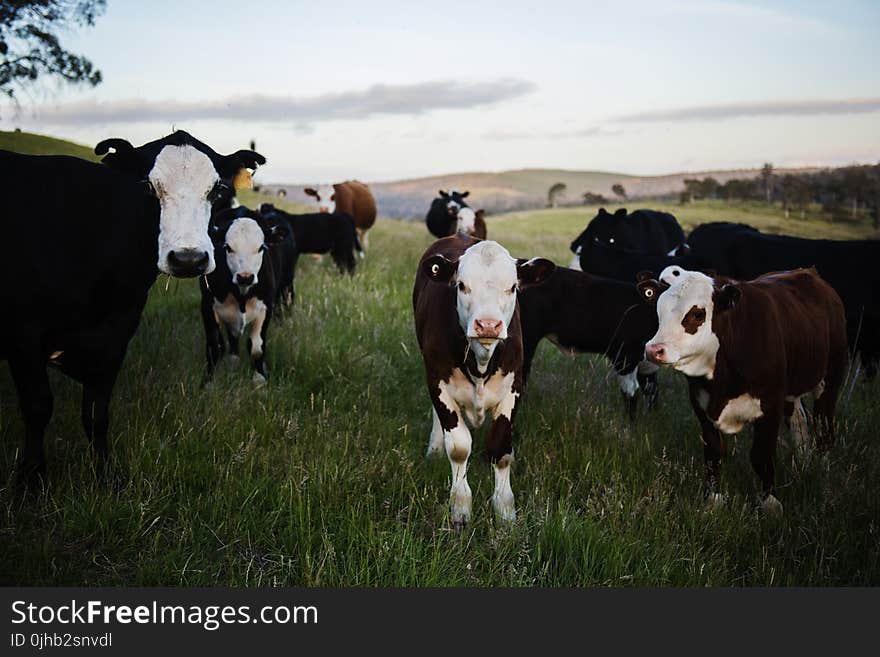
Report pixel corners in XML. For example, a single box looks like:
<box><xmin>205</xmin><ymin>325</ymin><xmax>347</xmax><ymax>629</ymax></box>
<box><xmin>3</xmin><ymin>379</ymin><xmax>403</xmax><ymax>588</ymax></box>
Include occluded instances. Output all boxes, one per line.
<box><xmin>413</xmin><ymin>234</ymin><xmax>555</xmax><ymax>525</ymax></box>
<box><xmin>0</xmin><ymin>131</ymin><xmax>264</xmax><ymax>487</ymax></box>
<box><xmin>200</xmin><ymin>208</ymin><xmax>290</xmax><ymax>384</ymax></box>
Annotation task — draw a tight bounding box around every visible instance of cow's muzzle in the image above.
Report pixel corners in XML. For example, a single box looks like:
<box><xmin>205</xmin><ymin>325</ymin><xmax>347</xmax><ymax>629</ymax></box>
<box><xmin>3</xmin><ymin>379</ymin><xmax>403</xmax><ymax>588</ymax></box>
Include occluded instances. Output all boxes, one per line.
<box><xmin>167</xmin><ymin>248</ymin><xmax>211</xmax><ymax>277</ymax></box>
<box><xmin>645</xmin><ymin>343</ymin><xmax>668</xmax><ymax>365</ymax></box>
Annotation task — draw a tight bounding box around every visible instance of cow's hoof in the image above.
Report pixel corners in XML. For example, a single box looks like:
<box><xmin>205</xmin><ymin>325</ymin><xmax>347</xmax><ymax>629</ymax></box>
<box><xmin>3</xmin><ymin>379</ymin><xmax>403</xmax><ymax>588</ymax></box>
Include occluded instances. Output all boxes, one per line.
<box><xmin>705</xmin><ymin>492</ymin><xmax>726</xmax><ymax>510</ymax></box>
<box><xmin>761</xmin><ymin>494</ymin><xmax>784</xmax><ymax>517</ymax></box>
<box><xmin>493</xmin><ymin>498</ymin><xmax>517</xmax><ymax>524</ymax></box>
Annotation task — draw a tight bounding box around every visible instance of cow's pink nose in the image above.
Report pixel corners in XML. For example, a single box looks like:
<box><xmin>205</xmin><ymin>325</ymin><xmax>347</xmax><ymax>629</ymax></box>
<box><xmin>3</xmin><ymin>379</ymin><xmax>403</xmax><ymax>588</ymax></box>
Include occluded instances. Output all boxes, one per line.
<box><xmin>474</xmin><ymin>318</ymin><xmax>503</xmax><ymax>338</ymax></box>
<box><xmin>645</xmin><ymin>343</ymin><xmax>666</xmax><ymax>364</ymax></box>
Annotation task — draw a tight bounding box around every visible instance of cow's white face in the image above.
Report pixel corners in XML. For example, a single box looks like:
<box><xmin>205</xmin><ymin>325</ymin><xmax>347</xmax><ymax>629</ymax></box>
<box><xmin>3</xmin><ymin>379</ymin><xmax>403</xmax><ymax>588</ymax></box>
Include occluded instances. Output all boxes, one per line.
<box><xmin>223</xmin><ymin>218</ymin><xmax>266</xmax><ymax>294</ymax></box>
<box><xmin>311</xmin><ymin>184</ymin><xmax>336</xmax><ymax>213</ymax></box>
<box><xmin>457</xmin><ymin>207</ymin><xmax>476</xmax><ymax>234</ymax></box>
<box><xmin>645</xmin><ymin>270</ymin><xmax>719</xmax><ymax>378</ymax></box>
<box><xmin>149</xmin><ymin>144</ymin><xmax>219</xmax><ymax>276</ymax></box>
<box><xmin>455</xmin><ymin>241</ymin><xmax>519</xmax><ymax>364</ymax></box>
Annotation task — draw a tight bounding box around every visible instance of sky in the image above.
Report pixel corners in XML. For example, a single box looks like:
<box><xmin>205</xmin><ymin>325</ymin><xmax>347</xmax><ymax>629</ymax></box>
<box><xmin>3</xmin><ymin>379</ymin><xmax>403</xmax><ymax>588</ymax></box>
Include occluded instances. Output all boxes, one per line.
<box><xmin>4</xmin><ymin>0</ymin><xmax>880</xmax><ymax>183</ymax></box>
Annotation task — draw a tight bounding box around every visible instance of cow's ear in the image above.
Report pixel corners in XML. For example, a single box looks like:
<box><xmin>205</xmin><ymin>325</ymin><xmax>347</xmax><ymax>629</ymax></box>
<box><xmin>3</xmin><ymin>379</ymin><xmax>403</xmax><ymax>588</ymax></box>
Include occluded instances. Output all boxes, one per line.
<box><xmin>714</xmin><ymin>283</ymin><xmax>741</xmax><ymax>312</ymax></box>
<box><xmin>95</xmin><ymin>137</ymin><xmax>149</xmax><ymax>176</ymax></box>
<box><xmin>264</xmin><ymin>222</ymin><xmax>288</xmax><ymax>244</ymax></box>
<box><xmin>637</xmin><ymin>279</ymin><xmax>666</xmax><ymax>304</ymax></box>
<box><xmin>598</xmin><ymin>207</ymin><xmax>608</xmax><ymax>216</ymax></box>
<box><xmin>439</xmin><ymin>190</ymin><xmax>449</xmax><ymax>198</ymax></box>
<box><xmin>517</xmin><ymin>257</ymin><xmax>555</xmax><ymax>288</ymax></box>
<box><xmin>219</xmin><ymin>150</ymin><xmax>265</xmax><ymax>179</ymax></box>
<box><xmin>423</xmin><ymin>254</ymin><xmax>457</xmax><ymax>284</ymax></box>
<box><xmin>460</xmin><ymin>190</ymin><xmax>470</xmax><ymax>198</ymax></box>
<box><xmin>635</xmin><ymin>270</ymin><xmax>654</xmax><ymax>283</ymax></box>
<box><xmin>304</xmin><ymin>187</ymin><xmax>318</xmax><ymax>198</ymax></box>
<box><xmin>614</xmin><ymin>208</ymin><xmax>627</xmax><ymax>217</ymax></box>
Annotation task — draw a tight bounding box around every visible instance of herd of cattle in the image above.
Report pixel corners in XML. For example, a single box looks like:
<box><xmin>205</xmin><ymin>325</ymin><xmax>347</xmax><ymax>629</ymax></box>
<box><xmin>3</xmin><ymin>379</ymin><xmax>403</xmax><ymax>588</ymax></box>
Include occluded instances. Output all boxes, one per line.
<box><xmin>0</xmin><ymin>130</ymin><xmax>877</xmax><ymax>530</ymax></box>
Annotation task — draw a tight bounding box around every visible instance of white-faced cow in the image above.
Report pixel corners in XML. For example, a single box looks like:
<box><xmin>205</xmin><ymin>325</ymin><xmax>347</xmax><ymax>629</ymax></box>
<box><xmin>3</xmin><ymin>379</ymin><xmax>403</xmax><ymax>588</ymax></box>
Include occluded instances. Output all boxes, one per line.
<box><xmin>200</xmin><ymin>207</ymin><xmax>293</xmax><ymax>385</ymax></box>
<box><xmin>304</xmin><ymin>181</ymin><xmax>377</xmax><ymax>253</ymax></box>
<box><xmin>638</xmin><ymin>267</ymin><xmax>847</xmax><ymax>514</ymax></box>
<box><xmin>0</xmin><ymin>131</ymin><xmax>264</xmax><ymax>489</ymax></box>
<box><xmin>413</xmin><ymin>234</ymin><xmax>555</xmax><ymax>526</ymax></box>
<box><xmin>455</xmin><ymin>207</ymin><xmax>488</xmax><ymax>240</ymax></box>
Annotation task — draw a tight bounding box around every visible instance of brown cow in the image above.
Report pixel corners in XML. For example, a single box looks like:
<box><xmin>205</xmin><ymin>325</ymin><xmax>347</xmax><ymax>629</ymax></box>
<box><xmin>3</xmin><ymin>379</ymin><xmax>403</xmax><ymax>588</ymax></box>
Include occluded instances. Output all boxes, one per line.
<box><xmin>455</xmin><ymin>207</ymin><xmax>488</xmax><ymax>240</ymax></box>
<box><xmin>304</xmin><ymin>181</ymin><xmax>377</xmax><ymax>253</ymax></box>
<box><xmin>413</xmin><ymin>234</ymin><xmax>554</xmax><ymax>526</ymax></box>
<box><xmin>638</xmin><ymin>266</ymin><xmax>848</xmax><ymax>515</ymax></box>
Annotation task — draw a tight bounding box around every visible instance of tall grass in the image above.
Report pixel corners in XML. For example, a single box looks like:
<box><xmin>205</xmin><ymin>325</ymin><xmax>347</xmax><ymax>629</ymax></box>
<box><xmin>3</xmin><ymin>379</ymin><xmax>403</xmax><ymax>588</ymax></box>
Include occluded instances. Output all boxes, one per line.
<box><xmin>1</xmin><ymin>203</ymin><xmax>878</xmax><ymax>586</ymax></box>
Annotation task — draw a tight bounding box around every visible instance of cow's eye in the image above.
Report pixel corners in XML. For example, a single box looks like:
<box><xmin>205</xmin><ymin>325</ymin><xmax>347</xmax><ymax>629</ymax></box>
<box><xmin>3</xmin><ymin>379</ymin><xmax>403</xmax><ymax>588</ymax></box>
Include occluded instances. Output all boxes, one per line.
<box><xmin>457</xmin><ymin>282</ymin><xmax>468</xmax><ymax>293</ymax></box>
<box><xmin>224</xmin><ymin>244</ymin><xmax>233</xmax><ymax>253</ymax></box>
<box><xmin>507</xmin><ymin>284</ymin><xmax>516</xmax><ymax>294</ymax></box>
<box><xmin>142</xmin><ymin>180</ymin><xmax>157</xmax><ymax>196</ymax></box>
<box><xmin>259</xmin><ymin>244</ymin><xmax>267</xmax><ymax>252</ymax></box>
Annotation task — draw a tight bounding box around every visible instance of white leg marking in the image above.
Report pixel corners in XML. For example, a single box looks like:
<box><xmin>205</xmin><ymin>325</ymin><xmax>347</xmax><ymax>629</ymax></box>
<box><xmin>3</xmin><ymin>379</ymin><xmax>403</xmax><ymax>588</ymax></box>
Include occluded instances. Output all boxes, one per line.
<box><xmin>492</xmin><ymin>453</ymin><xmax>516</xmax><ymax>522</ymax></box>
<box><xmin>445</xmin><ymin>421</ymin><xmax>473</xmax><ymax>526</ymax></box>
<box><xmin>427</xmin><ymin>407</ymin><xmax>444</xmax><ymax>457</ymax></box>
<box><xmin>617</xmin><ymin>369</ymin><xmax>639</xmax><ymax>398</ymax></box>
<box><xmin>789</xmin><ymin>397</ymin><xmax>810</xmax><ymax>457</ymax></box>
<box><xmin>761</xmin><ymin>494</ymin><xmax>784</xmax><ymax>517</ymax></box>
<box><xmin>246</xmin><ymin>298</ymin><xmax>267</xmax><ymax>359</ymax></box>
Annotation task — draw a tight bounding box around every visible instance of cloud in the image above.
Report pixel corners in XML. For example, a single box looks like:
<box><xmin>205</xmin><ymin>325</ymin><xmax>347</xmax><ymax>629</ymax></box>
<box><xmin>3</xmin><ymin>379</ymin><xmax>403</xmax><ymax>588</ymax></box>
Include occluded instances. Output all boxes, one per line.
<box><xmin>616</xmin><ymin>97</ymin><xmax>880</xmax><ymax>123</ymax></box>
<box><xmin>26</xmin><ymin>79</ymin><xmax>536</xmax><ymax>127</ymax></box>
<box><xmin>484</xmin><ymin>125</ymin><xmax>624</xmax><ymax>140</ymax></box>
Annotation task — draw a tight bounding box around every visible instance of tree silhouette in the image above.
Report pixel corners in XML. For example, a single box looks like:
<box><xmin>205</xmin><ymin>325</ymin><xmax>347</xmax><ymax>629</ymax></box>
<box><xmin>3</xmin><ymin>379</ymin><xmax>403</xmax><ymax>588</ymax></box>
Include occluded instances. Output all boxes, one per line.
<box><xmin>0</xmin><ymin>1</ymin><xmax>105</xmax><ymax>104</ymax></box>
<box><xmin>612</xmin><ymin>183</ymin><xmax>626</xmax><ymax>200</ymax></box>
<box><xmin>760</xmin><ymin>162</ymin><xmax>774</xmax><ymax>203</ymax></box>
<box><xmin>547</xmin><ymin>182</ymin><xmax>566</xmax><ymax>208</ymax></box>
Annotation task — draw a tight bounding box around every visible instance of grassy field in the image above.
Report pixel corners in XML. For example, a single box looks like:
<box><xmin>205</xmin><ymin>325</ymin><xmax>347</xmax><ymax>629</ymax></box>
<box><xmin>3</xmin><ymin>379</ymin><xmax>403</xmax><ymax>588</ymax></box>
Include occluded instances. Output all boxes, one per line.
<box><xmin>0</xmin><ymin>130</ymin><xmax>99</xmax><ymax>161</ymax></box>
<box><xmin>1</xmin><ymin>199</ymin><xmax>879</xmax><ymax>586</ymax></box>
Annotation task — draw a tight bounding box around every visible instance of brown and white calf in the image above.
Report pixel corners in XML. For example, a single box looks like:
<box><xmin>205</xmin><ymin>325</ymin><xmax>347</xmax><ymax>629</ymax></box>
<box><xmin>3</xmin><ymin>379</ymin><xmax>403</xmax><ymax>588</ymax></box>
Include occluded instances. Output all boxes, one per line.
<box><xmin>304</xmin><ymin>180</ymin><xmax>377</xmax><ymax>252</ymax></box>
<box><xmin>638</xmin><ymin>266</ymin><xmax>848</xmax><ymax>513</ymax></box>
<box><xmin>413</xmin><ymin>234</ymin><xmax>555</xmax><ymax>525</ymax></box>
<box><xmin>455</xmin><ymin>207</ymin><xmax>488</xmax><ymax>239</ymax></box>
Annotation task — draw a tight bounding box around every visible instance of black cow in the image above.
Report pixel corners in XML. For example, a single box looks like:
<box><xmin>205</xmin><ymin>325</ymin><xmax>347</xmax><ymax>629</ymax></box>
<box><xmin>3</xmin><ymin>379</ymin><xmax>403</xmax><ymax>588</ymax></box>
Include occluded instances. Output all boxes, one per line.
<box><xmin>259</xmin><ymin>203</ymin><xmax>361</xmax><ymax>280</ymax></box>
<box><xmin>686</xmin><ymin>223</ymin><xmax>880</xmax><ymax>377</ymax></box>
<box><xmin>0</xmin><ymin>131</ymin><xmax>265</xmax><ymax>488</ymax></box>
<box><xmin>200</xmin><ymin>208</ymin><xmax>291</xmax><ymax>384</ymax></box>
<box><xmin>572</xmin><ymin>208</ymin><xmax>687</xmax><ymax>277</ymax></box>
<box><xmin>518</xmin><ymin>266</ymin><xmax>660</xmax><ymax>417</ymax></box>
<box><xmin>426</xmin><ymin>189</ymin><xmax>470</xmax><ymax>238</ymax></box>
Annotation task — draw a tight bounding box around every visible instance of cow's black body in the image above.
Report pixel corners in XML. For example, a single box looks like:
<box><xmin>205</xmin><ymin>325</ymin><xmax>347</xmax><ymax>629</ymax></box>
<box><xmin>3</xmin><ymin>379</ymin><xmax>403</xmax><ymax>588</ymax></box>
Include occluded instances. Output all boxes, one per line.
<box><xmin>0</xmin><ymin>132</ymin><xmax>265</xmax><ymax>488</ymax></box>
<box><xmin>518</xmin><ymin>266</ymin><xmax>660</xmax><ymax>414</ymax></box>
<box><xmin>426</xmin><ymin>190</ymin><xmax>470</xmax><ymax>238</ymax></box>
<box><xmin>259</xmin><ymin>204</ymin><xmax>360</xmax><ymax>277</ymax></box>
<box><xmin>572</xmin><ymin>208</ymin><xmax>686</xmax><ymax>278</ymax></box>
<box><xmin>687</xmin><ymin>222</ymin><xmax>880</xmax><ymax>375</ymax></box>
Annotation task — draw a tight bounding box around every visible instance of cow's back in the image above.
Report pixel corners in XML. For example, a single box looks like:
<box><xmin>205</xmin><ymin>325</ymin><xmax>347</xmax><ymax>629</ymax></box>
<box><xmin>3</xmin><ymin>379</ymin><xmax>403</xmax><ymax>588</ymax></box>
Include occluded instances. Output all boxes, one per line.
<box><xmin>334</xmin><ymin>181</ymin><xmax>376</xmax><ymax>230</ymax></box>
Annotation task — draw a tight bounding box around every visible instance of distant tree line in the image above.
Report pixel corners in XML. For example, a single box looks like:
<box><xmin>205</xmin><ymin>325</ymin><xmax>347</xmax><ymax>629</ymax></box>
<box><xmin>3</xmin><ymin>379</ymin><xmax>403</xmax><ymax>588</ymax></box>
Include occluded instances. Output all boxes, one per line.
<box><xmin>680</xmin><ymin>162</ymin><xmax>880</xmax><ymax>227</ymax></box>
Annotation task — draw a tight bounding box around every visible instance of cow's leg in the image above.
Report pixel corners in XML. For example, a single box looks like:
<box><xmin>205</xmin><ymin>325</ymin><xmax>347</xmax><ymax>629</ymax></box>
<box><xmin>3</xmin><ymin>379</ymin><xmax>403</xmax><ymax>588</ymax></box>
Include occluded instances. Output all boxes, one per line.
<box><xmin>8</xmin><ymin>348</ymin><xmax>53</xmax><ymax>491</ymax></box>
<box><xmin>521</xmin><ymin>336</ymin><xmax>540</xmax><ymax>387</ymax></box>
<box><xmin>690</xmin><ymin>391</ymin><xmax>724</xmax><ymax>503</ymax></box>
<box><xmin>202</xmin><ymin>300</ymin><xmax>224</xmax><ymax>383</ymax></box>
<box><xmin>750</xmin><ymin>409</ymin><xmax>783</xmax><ymax>515</ymax></box>
<box><xmin>357</xmin><ymin>228</ymin><xmax>368</xmax><ymax>255</ymax></box>
<box><xmin>225</xmin><ymin>325</ymin><xmax>240</xmax><ymax>360</ymax></box>
<box><xmin>488</xmin><ymin>387</ymin><xmax>518</xmax><ymax>523</ymax></box>
<box><xmin>248</xmin><ymin>302</ymin><xmax>269</xmax><ymax>386</ymax></box>
<box><xmin>617</xmin><ymin>367</ymin><xmax>639</xmax><ymax>420</ymax></box>
<box><xmin>638</xmin><ymin>367</ymin><xmax>659</xmax><ymax>410</ymax></box>
<box><xmin>814</xmin><ymin>348</ymin><xmax>847</xmax><ymax>451</ymax></box>
<box><xmin>444</xmin><ymin>418</ymin><xmax>473</xmax><ymax>527</ymax></box>
<box><xmin>81</xmin><ymin>374</ymin><xmax>117</xmax><ymax>481</ymax></box>
<box><xmin>426</xmin><ymin>408</ymin><xmax>444</xmax><ymax>457</ymax></box>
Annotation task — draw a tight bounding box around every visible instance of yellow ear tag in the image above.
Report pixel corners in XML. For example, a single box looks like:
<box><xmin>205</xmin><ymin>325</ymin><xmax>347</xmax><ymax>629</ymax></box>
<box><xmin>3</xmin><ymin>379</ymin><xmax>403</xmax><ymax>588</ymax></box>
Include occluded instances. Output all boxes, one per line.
<box><xmin>233</xmin><ymin>168</ymin><xmax>253</xmax><ymax>191</ymax></box>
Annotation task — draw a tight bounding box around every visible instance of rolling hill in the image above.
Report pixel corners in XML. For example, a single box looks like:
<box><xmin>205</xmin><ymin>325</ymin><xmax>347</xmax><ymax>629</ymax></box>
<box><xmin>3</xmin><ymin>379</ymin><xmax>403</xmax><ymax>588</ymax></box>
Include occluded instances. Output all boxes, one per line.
<box><xmin>262</xmin><ymin>165</ymin><xmax>822</xmax><ymax>219</ymax></box>
<box><xmin>0</xmin><ymin>129</ymin><xmax>98</xmax><ymax>161</ymax></box>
